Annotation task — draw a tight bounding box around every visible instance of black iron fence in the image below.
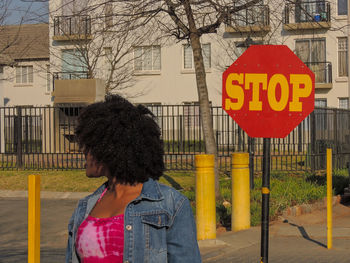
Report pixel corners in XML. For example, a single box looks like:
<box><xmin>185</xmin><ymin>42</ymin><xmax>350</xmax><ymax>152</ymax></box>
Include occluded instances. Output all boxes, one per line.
<box><xmin>0</xmin><ymin>105</ymin><xmax>349</xmax><ymax>172</ymax></box>
<box><xmin>226</xmin><ymin>5</ymin><xmax>270</xmax><ymax>28</ymax></box>
<box><xmin>53</xmin><ymin>15</ymin><xmax>91</xmax><ymax>37</ymax></box>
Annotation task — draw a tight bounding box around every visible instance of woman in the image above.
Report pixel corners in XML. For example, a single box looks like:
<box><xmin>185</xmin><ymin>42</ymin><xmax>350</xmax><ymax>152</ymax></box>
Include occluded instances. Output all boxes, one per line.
<box><xmin>65</xmin><ymin>95</ymin><xmax>201</xmax><ymax>263</ymax></box>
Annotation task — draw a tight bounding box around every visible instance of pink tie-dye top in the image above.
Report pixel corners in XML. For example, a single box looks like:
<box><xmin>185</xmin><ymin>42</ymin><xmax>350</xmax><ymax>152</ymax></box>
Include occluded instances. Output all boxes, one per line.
<box><xmin>76</xmin><ymin>189</ymin><xmax>124</xmax><ymax>263</ymax></box>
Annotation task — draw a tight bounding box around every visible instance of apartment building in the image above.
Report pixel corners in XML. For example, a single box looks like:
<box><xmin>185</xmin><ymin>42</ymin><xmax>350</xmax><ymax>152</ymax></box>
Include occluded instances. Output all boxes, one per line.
<box><xmin>225</xmin><ymin>0</ymin><xmax>350</xmax><ymax>109</ymax></box>
<box><xmin>0</xmin><ymin>23</ymin><xmax>51</xmax><ymax>106</ymax></box>
<box><xmin>48</xmin><ymin>0</ymin><xmax>350</xmax><ymax>109</ymax></box>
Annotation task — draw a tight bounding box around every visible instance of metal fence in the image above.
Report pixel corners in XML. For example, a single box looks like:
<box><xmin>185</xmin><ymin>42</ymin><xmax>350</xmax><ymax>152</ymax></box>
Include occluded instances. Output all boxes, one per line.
<box><xmin>0</xmin><ymin>105</ymin><xmax>349</xmax><ymax>172</ymax></box>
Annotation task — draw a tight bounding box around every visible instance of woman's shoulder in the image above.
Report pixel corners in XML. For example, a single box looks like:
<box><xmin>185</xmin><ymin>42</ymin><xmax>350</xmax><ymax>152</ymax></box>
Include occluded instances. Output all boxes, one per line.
<box><xmin>154</xmin><ymin>180</ymin><xmax>191</xmax><ymax>210</ymax></box>
<box><xmin>157</xmin><ymin>181</ymin><xmax>185</xmax><ymax>198</ymax></box>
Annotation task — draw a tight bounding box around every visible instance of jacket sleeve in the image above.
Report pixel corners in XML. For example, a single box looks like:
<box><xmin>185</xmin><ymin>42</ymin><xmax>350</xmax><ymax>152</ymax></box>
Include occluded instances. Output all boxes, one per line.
<box><xmin>166</xmin><ymin>197</ymin><xmax>202</xmax><ymax>263</ymax></box>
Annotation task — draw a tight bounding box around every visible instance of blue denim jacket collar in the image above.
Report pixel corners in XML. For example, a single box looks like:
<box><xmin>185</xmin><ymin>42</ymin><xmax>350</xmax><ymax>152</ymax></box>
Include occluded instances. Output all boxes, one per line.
<box><xmin>136</xmin><ymin>178</ymin><xmax>164</xmax><ymax>201</ymax></box>
<box><xmin>83</xmin><ymin>179</ymin><xmax>164</xmax><ymax>220</ymax></box>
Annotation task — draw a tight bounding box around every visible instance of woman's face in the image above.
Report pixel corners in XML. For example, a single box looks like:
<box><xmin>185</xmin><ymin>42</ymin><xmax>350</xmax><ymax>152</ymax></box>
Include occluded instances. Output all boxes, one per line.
<box><xmin>85</xmin><ymin>152</ymin><xmax>104</xmax><ymax>178</ymax></box>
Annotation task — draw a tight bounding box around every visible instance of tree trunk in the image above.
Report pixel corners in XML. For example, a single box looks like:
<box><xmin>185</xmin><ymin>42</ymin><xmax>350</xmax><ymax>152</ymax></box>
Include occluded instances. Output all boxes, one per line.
<box><xmin>189</xmin><ymin>34</ymin><xmax>220</xmax><ymax>199</ymax></box>
<box><xmin>182</xmin><ymin>0</ymin><xmax>220</xmax><ymax>199</ymax></box>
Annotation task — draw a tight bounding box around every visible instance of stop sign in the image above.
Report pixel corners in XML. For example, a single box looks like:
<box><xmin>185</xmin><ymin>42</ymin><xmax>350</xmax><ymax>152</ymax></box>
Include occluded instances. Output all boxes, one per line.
<box><xmin>222</xmin><ymin>45</ymin><xmax>314</xmax><ymax>138</ymax></box>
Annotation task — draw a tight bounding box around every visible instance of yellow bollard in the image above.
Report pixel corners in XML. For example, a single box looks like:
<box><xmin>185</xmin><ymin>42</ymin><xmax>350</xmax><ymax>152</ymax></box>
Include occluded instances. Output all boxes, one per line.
<box><xmin>195</xmin><ymin>154</ymin><xmax>216</xmax><ymax>240</ymax></box>
<box><xmin>232</xmin><ymin>153</ymin><xmax>250</xmax><ymax>232</ymax></box>
<box><xmin>327</xmin><ymin>148</ymin><xmax>332</xmax><ymax>249</ymax></box>
<box><xmin>28</xmin><ymin>175</ymin><xmax>40</xmax><ymax>263</ymax></box>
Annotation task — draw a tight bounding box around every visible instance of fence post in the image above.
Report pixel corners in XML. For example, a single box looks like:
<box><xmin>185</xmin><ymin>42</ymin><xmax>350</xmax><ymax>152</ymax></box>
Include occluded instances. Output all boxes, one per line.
<box><xmin>16</xmin><ymin>106</ymin><xmax>23</xmax><ymax>169</ymax></box>
<box><xmin>333</xmin><ymin>109</ymin><xmax>338</xmax><ymax>168</ymax></box>
<box><xmin>298</xmin><ymin>123</ymin><xmax>302</xmax><ymax>153</ymax></box>
<box><xmin>195</xmin><ymin>154</ymin><xmax>216</xmax><ymax>240</ymax></box>
<box><xmin>248</xmin><ymin>137</ymin><xmax>254</xmax><ymax>189</ymax></box>
<box><xmin>310</xmin><ymin>111</ymin><xmax>316</xmax><ymax>170</ymax></box>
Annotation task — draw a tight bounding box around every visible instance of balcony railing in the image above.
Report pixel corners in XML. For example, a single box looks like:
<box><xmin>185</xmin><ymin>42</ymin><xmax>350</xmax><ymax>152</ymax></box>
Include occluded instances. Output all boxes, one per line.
<box><xmin>305</xmin><ymin>61</ymin><xmax>332</xmax><ymax>84</ymax></box>
<box><xmin>53</xmin><ymin>15</ymin><xmax>91</xmax><ymax>39</ymax></box>
<box><xmin>226</xmin><ymin>5</ymin><xmax>270</xmax><ymax>33</ymax></box>
<box><xmin>284</xmin><ymin>1</ymin><xmax>331</xmax><ymax>29</ymax></box>
<box><xmin>53</xmin><ymin>71</ymin><xmax>89</xmax><ymax>80</ymax></box>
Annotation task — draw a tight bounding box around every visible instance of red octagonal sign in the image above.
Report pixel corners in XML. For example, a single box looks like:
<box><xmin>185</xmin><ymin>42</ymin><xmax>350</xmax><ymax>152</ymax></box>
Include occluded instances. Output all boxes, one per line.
<box><xmin>222</xmin><ymin>45</ymin><xmax>315</xmax><ymax>138</ymax></box>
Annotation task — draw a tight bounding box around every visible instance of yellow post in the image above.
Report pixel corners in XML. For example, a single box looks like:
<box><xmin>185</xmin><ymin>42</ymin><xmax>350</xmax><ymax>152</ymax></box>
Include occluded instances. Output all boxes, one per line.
<box><xmin>327</xmin><ymin>148</ymin><xmax>332</xmax><ymax>249</ymax></box>
<box><xmin>232</xmin><ymin>152</ymin><xmax>250</xmax><ymax>232</ymax></box>
<box><xmin>28</xmin><ymin>175</ymin><xmax>40</xmax><ymax>263</ymax></box>
<box><xmin>195</xmin><ymin>154</ymin><xmax>216</xmax><ymax>240</ymax></box>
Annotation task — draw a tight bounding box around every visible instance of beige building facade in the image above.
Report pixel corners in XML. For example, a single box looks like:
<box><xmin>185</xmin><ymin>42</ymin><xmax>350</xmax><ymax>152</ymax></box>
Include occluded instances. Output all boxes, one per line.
<box><xmin>0</xmin><ymin>24</ymin><xmax>51</xmax><ymax>106</ymax></box>
<box><xmin>48</xmin><ymin>0</ymin><xmax>350</xmax><ymax>108</ymax></box>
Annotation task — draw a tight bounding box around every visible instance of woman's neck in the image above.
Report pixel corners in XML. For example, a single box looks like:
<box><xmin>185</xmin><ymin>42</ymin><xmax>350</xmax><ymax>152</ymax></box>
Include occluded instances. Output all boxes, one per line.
<box><xmin>107</xmin><ymin>179</ymin><xmax>143</xmax><ymax>199</ymax></box>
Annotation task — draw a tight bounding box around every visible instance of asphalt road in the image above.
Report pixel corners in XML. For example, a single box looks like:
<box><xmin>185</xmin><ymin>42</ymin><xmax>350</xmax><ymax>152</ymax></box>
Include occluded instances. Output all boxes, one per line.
<box><xmin>0</xmin><ymin>198</ymin><xmax>76</xmax><ymax>263</ymax></box>
<box><xmin>1</xmin><ymin>198</ymin><xmax>350</xmax><ymax>263</ymax></box>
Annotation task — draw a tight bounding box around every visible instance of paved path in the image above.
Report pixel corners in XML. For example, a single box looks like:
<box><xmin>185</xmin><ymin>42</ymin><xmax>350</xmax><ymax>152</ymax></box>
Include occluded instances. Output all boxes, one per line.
<box><xmin>200</xmin><ymin>203</ymin><xmax>350</xmax><ymax>262</ymax></box>
<box><xmin>0</xmin><ymin>191</ymin><xmax>349</xmax><ymax>262</ymax></box>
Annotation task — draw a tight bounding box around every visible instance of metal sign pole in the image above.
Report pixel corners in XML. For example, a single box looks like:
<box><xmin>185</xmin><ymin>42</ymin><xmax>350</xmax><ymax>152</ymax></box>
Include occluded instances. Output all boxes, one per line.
<box><xmin>261</xmin><ymin>137</ymin><xmax>271</xmax><ymax>263</ymax></box>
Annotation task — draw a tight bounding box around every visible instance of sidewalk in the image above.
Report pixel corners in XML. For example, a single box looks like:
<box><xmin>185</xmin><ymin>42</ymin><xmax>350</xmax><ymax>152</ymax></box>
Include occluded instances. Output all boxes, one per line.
<box><xmin>199</xmin><ymin>202</ymin><xmax>350</xmax><ymax>262</ymax></box>
<box><xmin>1</xmin><ymin>190</ymin><xmax>349</xmax><ymax>263</ymax></box>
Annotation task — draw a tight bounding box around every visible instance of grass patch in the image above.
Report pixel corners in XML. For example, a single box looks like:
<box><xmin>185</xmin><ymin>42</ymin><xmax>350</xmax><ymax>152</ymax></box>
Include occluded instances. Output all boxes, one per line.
<box><xmin>0</xmin><ymin>170</ymin><xmax>105</xmax><ymax>192</ymax></box>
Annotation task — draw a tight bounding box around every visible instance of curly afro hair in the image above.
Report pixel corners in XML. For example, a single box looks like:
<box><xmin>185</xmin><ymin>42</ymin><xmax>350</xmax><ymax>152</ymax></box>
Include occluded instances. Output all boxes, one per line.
<box><xmin>75</xmin><ymin>95</ymin><xmax>164</xmax><ymax>185</ymax></box>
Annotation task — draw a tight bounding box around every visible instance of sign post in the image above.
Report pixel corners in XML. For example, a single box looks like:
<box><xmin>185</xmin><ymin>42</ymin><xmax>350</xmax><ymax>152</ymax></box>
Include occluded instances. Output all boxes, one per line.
<box><xmin>261</xmin><ymin>138</ymin><xmax>271</xmax><ymax>262</ymax></box>
<box><xmin>222</xmin><ymin>45</ymin><xmax>315</xmax><ymax>263</ymax></box>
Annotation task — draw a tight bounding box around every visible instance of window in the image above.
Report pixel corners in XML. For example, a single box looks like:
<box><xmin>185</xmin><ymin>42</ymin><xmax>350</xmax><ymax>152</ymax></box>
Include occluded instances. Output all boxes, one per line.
<box><xmin>315</xmin><ymin>98</ymin><xmax>327</xmax><ymax>130</ymax></box>
<box><xmin>46</xmin><ymin>65</ymin><xmax>51</xmax><ymax>92</ymax></box>
<box><xmin>183</xmin><ymin>43</ymin><xmax>211</xmax><ymax>70</ymax></box>
<box><xmin>315</xmin><ymin>98</ymin><xmax>327</xmax><ymax>107</ymax></box>
<box><xmin>104</xmin><ymin>47</ymin><xmax>113</xmax><ymax>81</ymax></box>
<box><xmin>0</xmin><ymin>66</ymin><xmax>3</xmax><ymax>74</ymax></box>
<box><xmin>15</xmin><ymin>66</ymin><xmax>33</xmax><ymax>84</ymax></box>
<box><xmin>295</xmin><ymin>39</ymin><xmax>327</xmax><ymax>83</ymax></box>
<box><xmin>61</xmin><ymin>49</ymin><xmax>88</xmax><ymax>79</ymax></box>
<box><xmin>234</xmin><ymin>3</ymin><xmax>266</xmax><ymax>27</ymax></box>
<box><xmin>105</xmin><ymin>3</ymin><xmax>113</xmax><ymax>28</ymax></box>
<box><xmin>338</xmin><ymin>37</ymin><xmax>348</xmax><ymax>77</ymax></box>
<box><xmin>134</xmin><ymin>46</ymin><xmax>161</xmax><ymax>71</ymax></box>
<box><xmin>339</xmin><ymin>98</ymin><xmax>349</xmax><ymax>109</ymax></box>
<box><xmin>338</xmin><ymin>0</ymin><xmax>348</xmax><ymax>15</ymax></box>
<box><xmin>295</xmin><ymin>0</ymin><xmax>327</xmax><ymax>22</ymax></box>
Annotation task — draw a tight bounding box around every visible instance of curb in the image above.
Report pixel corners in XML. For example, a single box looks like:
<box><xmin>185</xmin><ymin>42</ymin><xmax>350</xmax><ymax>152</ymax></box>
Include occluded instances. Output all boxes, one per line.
<box><xmin>198</xmin><ymin>239</ymin><xmax>228</xmax><ymax>248</ymax></box>
<box><xmin>282</xmin><ymin>195</ymin><xmax>341</xmax><ymax>217</ymax></box>
<box><xmin>0</xmin><ymin>190</ymin><xmax>90</xmax><ymax>200</ymax></box>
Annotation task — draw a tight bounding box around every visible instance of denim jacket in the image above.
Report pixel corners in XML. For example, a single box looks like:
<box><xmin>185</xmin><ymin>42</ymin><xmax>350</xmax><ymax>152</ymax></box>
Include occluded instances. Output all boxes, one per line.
<box><xmin>65</xmin><ymin>178</ymin><xmax>202</xmax><ymax>263</ymax></box>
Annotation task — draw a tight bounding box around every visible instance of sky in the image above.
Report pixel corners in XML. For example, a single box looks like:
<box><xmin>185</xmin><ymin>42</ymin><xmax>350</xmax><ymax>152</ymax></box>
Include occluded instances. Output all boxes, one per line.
<box><xmin>6</xmin><ymin>0</ymin><xmax>49</xmax><ymax>25</ymax></box>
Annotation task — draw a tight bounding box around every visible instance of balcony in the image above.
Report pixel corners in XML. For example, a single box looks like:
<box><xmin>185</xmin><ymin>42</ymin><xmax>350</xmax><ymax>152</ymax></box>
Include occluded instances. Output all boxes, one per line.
<box><xmin>52</xmin><ymin>71</ymin><xmax>105</xmax><ymax>104</ymax></box>
<box><xmin>283</xmin><ymin>1</ymin><xmax>331</xmax><ymax>31</ymax></box>
<box><xmin>225</xmin><ymin>5</ymin><xmax>270</xmax><ymax>34</ymax></box>
<box><xmin>53</xmin><ymin>71</ymin><xmax>89</xmax><ymax>82</ymax></box>
<box><xmin>53</xmin><ymin>15</ymin><xmax>92</xmax><ymax>41</ymax></box>
<box><xmin>305</xmin><ymin>61</ymin><xmax>332</xmax><ymax>89</ymax></box>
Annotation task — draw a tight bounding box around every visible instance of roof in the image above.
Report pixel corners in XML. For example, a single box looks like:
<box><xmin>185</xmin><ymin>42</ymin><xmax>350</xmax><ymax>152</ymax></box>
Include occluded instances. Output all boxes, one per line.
<box><xmin>0</xmin><ymin>23</ymin><xmax>49</xmax><ymax>65</ymax></box>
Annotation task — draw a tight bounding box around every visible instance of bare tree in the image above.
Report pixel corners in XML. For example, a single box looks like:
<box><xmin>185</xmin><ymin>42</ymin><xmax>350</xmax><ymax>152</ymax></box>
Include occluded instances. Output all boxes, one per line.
<box><xmin>105</xmin><ymin>0</ymin><xmax>261</xmax><ymax>199</ymax></box>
